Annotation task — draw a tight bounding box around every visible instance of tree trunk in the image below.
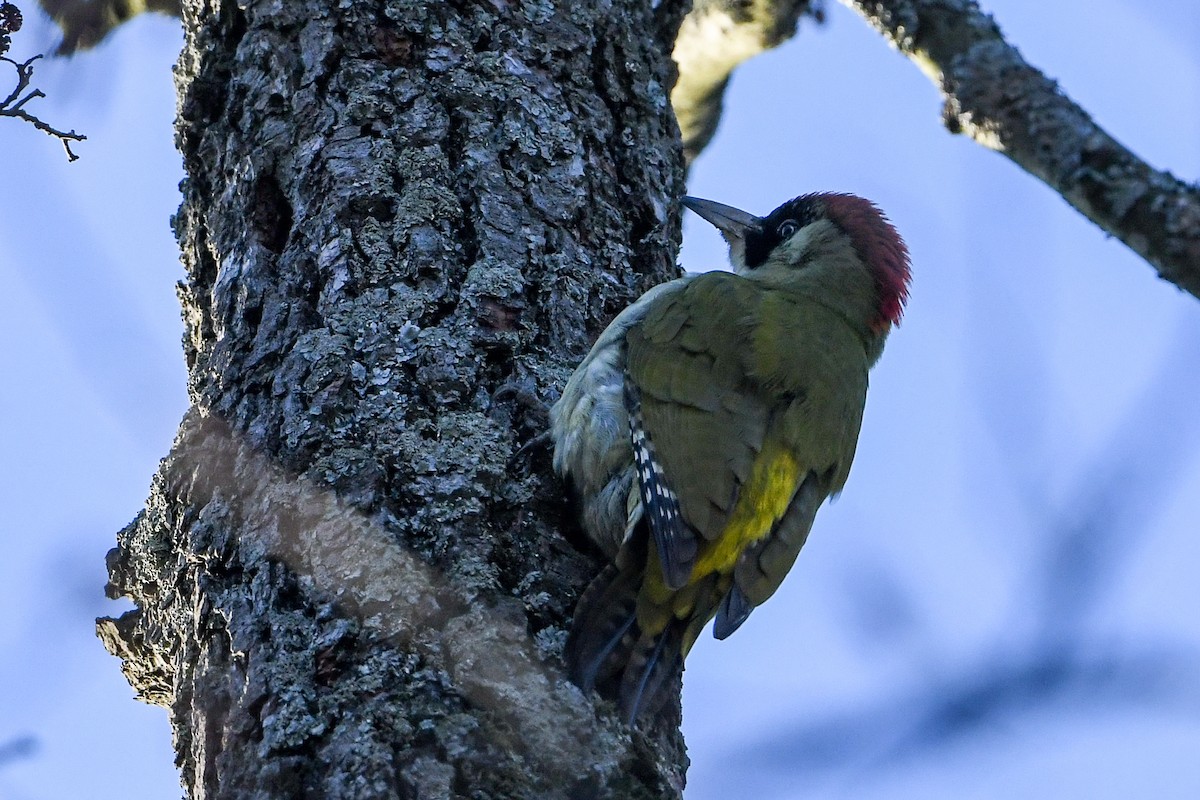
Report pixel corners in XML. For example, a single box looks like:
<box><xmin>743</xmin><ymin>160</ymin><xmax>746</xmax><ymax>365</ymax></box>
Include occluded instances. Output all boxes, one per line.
<box><xmin>96</xmin><ymin>0</ymin><xmax>690</xmax><ymax>796</ymax></box>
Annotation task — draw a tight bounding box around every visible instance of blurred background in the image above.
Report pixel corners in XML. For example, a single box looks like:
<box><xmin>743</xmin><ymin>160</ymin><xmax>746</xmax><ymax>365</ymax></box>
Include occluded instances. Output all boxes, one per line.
<box><xmin>1</xmin><ymin>1</ymin><xmax>1198</xmax><ymax>798</ymax></box>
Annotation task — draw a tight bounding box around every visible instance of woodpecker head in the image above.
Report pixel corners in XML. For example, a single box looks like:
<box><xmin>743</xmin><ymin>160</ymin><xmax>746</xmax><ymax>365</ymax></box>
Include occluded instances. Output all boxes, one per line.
<box><xmin>683</xmin><ymin>193</ymin><xmax>911</xmax><ymax>332</ymax></box>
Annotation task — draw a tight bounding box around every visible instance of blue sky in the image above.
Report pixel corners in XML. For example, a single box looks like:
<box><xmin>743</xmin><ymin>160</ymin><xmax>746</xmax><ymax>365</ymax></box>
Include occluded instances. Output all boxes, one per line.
<box><xmin>1</xmin><ymin>1</ymin><xmax>1198</xmax><ymax>798</ymax></box>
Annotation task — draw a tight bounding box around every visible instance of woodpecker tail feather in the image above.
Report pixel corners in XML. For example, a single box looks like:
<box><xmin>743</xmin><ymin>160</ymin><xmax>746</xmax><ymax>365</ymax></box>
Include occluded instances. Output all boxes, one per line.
<box><xmin>567</xmin><ymin>564</ymin><xmax>641</xmax><ymax>694</ymax></box>
<box><xmin>566</xmin><ymin>564</ymin><xmax>684</xmax><ymax>725</ymax></box>
<box><xmin>617</xmin><ymin>618</ymin><xmax>684</xmax><ymax>725</ymax></box>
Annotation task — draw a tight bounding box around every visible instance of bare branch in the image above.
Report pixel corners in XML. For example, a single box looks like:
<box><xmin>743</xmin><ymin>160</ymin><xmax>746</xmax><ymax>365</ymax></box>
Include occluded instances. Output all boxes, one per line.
<box><xmin>843</xmin><ymin>0</ymin><xmax>1200</xmax><ymax>301</ymax></box>
<box><xmin>1</xmin><ymin>56</ymin><xmax>86</xmax><ymax>160</ymax></box>
<box><xmin>672</xmin><ymin>0</ymin><xmax>822</xmax><ymax>165</ymax></box>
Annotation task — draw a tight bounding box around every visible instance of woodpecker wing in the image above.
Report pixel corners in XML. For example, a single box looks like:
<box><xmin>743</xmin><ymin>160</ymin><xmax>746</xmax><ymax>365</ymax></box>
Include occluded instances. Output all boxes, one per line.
<box><xmin>625</xmin><ymin>273</ymin><xmax>768</xmax><ymax>587</ymax></box>
<box><xmin>626</xmin><ymin>271</ymin><xmax>869</xmax><ymax>625</ymax></box>
<box><xmin>717</xmin><ymin>284</ymin><xmax>870</xmax><ymax>634</ymax></box>
<box><xmin>567</xmin><ymin>269</ymin><xmax>873</xmax><ymax>725</ymax></box>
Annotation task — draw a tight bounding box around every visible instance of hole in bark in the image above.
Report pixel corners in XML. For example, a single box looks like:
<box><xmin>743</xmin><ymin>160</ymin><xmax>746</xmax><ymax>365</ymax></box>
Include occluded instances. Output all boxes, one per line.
<box><xmin>349</xmin><ymin>194</ymin><xmax>397</xmax><ymax>222</ymax></box>
<box><xmin>229</xmin><ymin>5</ymin><xmax>247</xmax><ymax>43</ymax></box>
<box><xmin>371</xmin><ymin>25</ymin><xmax>415</xmax><ymax>67</ymax></box>
<box><xmin>251</xmin><ymin>175</ymin><xmax>293</xmax><ymax>254</ymax></box>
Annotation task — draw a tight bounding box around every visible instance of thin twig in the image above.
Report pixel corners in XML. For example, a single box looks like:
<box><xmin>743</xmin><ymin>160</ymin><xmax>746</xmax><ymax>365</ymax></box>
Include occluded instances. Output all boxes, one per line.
<box><xmin>1</xmin><ymin>53</ymin><xmax>86</xmax><ymax>161</ymax></box>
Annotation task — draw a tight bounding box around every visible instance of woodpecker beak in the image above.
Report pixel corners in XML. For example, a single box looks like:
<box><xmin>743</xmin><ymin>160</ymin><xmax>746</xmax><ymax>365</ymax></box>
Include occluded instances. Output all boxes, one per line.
<box><xmin>682</xmin><ymin>196</ymin><xmax>762</xmax><ymax>273</ymax></box>
<box><xmin>681</xmin><ymin>196</ymin><xmax>761</xmax><ymax>245</ymax></box>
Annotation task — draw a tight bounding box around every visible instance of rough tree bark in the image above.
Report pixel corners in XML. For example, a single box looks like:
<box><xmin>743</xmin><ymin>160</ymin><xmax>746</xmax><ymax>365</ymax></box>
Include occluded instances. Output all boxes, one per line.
<box><xmin>96</xmin><ymin>0</ymin><xmax>692</xmax><ymax>796</ymax></box>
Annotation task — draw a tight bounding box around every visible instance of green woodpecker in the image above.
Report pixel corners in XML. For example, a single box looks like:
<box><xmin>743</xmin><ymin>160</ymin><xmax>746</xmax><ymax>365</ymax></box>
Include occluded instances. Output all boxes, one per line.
<box><xmin>551</xmin><ymin>193</ymin><xmax>911</xmax><ymax>723</ymax></box>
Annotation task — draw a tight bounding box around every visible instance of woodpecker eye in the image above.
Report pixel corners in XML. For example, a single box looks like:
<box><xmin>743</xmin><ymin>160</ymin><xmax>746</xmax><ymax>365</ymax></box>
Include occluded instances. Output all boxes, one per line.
<box><xmin>777</xmin><ymin>220</ymin><xmax>799</xmax><ymax>239</ymax></box>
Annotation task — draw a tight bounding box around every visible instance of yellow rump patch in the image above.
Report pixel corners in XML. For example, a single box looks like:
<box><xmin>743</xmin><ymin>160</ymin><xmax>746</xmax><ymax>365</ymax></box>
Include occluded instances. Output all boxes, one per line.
<box><xmin>689</xmin><ymin>445</ymin><xmax>800</xmax><ymax>580</ymax></box>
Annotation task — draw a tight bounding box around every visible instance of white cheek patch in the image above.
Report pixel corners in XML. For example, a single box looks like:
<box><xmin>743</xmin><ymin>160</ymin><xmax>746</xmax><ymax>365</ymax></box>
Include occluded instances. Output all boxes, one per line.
<box><xmin>727</xmin><ymin>238</ymin><xmax>748</xmax><ymax>273</ymax></box>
